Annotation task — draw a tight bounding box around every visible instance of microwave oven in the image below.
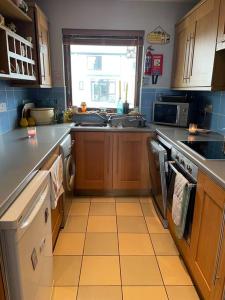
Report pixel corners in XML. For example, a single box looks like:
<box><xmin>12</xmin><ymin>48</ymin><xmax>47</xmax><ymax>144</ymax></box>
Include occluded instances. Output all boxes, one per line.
<box><xmin>152</xmin><ymin>101</ymin><xmax>189</xmax><ymax>127</ymax></box>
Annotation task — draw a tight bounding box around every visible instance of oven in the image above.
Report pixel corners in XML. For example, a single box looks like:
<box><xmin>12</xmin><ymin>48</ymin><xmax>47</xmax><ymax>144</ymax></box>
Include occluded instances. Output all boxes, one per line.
<box><xmin>148</xmin><ymin>136</ymin><xmax>172</xmax><ymax>228</ymax></box>
<box><xmin>167</xmin><ymin>148</ymin><xmax>198</xmax><ymax>243</ymax></box>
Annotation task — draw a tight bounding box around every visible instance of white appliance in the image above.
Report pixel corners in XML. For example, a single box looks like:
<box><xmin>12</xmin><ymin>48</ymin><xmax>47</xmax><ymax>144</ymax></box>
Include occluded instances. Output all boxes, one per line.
<box><xmin>60</xmin><ymin>135</ymin><xmax>75</xmax><ymax>226</ymax></box>
<box><xmin>0</xmin><ymin>171</ymin><xmax>53</xmax><ymax>300</ymax></box>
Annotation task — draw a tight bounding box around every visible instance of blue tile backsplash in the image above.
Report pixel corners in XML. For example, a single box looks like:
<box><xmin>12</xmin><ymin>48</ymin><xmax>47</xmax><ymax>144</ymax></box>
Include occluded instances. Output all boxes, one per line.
<box><xmin>1</xmin><ymin>79</ymin><xmax>225</xmax><ymax>136</ymax></box>
<box><xmin>0</xmin><ymin>80</ymin><xmax>66</xmax><ymax>135</ymax></box>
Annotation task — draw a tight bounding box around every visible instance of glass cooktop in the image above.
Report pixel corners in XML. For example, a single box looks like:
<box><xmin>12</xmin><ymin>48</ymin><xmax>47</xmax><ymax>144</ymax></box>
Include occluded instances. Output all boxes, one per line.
<box><xmin>180</xmin><ymin>141</ymin><xmax>225</xmax><ymax>160</ymax></box>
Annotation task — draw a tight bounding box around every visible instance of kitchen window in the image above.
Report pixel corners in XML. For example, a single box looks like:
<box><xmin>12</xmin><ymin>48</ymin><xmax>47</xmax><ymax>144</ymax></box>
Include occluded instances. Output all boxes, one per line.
<box><xmin>63</xmin><ymin>29</ymin><xmax>144</xmax><ymax>109</ymax></box>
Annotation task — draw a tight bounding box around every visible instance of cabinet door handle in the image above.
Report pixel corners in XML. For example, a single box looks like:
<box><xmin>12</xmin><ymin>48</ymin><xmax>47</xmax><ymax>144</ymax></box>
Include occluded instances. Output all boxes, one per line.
<box><xmin>188</xmin><ymin>31</ymin><xmax>196</xmax><ymax>79</ymax></box>
<box><xmin>183</xmin><ymin>36</ymin><xmax>190</xmax><ymax>80</ymax></box>
<box><xmin>213</xmin><ymin>205</ymin><xmax>225</xmax><ymax>285</ymax></box>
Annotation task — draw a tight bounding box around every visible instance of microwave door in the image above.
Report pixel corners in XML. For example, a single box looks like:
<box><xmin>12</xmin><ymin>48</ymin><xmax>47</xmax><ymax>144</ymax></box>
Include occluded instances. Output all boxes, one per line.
<box><xmin>153</xmin><ymin>103</ymin><xmax>179</xmax><ymax>126</ymax></box>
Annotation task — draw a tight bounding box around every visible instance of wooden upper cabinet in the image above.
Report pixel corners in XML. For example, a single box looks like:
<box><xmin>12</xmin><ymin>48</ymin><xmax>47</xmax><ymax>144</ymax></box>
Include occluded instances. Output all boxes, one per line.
<box><xmin>190</xmin><ymin>171</ymin><xmax>225</xmax><ymax>300</ymax></box>
<box><xmin>217</xmin><ymin>0</ymin><xmax>225</xmax><ymax>50</ymax></box>
<box><xmin>189</xmin><ymin>0</ymin><xmax>220</xmax><ymax>87</ymax></box>
<box><xmin>172</xmin><ymin>0</ymin><xmax>225</xmax><ymax>90</ymax></box>
<box><xmin>35</xmin><ymin>5</ymin><xmax>52</xmax><ymax>87</ymax></box>
<box><xmin>113</xmin><ymin>133</ymin><xmax>151</xmax><ymax>191</ymax></box>
<box><xmin>73</xmin><ymin>132</ymin><xmax>112</xmax><ymax>190</ymax></box>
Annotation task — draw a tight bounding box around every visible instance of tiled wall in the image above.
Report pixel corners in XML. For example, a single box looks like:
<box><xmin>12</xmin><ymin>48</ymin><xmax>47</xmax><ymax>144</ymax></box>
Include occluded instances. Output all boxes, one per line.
<box><xmin>194</xmin><ymin>91</ymin><xmax>225</xmax><ymax>134</ymax></box>
<box><xmin>0</xmin><ymin>81</ymin><xmax>30</xmax><ymax>135</ymax></box>
<box><xmin>0</xmin><ymin>80</ymin><xmax>66</xmax><ymax>135</ymax></box>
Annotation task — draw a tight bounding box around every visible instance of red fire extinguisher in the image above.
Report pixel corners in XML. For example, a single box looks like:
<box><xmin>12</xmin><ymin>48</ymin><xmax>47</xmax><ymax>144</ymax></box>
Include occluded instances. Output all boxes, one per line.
<box><xmin>144</xmin><ymin>46</ymin><xmax>153</xmax><ymax>76</ymax></box>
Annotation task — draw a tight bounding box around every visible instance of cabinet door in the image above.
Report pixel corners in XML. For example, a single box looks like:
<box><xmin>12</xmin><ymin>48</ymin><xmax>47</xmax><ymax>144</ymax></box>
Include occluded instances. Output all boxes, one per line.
<box><xmin>217</xmin><ymin>0</ymin><xmax>225</xmax><ymax>50</ymax></box>
<box><xmin>171</xmin><ymin>20</ymin><xmax>189</xmax><ymax>88</ymax></box>
<box><xmin>36</xmin><ymin>6</ymin><xmax>52</xmax><ymax>87</ymax></box>
<box><xmin>190</xmin><ymin>171</ymin><xmax>225</xmax><ymax>299</ymax></box>
<box><xmin>113</xmin><ymin>133</ymin><xmax>151</xmax><ymax>191</ymax></box>
<box><xmin>189</xmin><ymin>0</ymin><xmax>219</xmax><ymax>87</ymax></box>
<box><xmin>0</xmin><ymin>266</ymin><xmax>6</xmax><ymax>300</ymax></box>
<box><xmin>74</xmin><ymin>132</ymin><xmax>112</xmax><ymax>190</ymax></box>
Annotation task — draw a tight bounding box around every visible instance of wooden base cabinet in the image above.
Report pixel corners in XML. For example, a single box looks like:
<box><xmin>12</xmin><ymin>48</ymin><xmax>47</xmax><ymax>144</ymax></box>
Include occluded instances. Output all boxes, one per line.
<box><xmin>0</xmin><ymin>266</ymin><xmax>6</xmax><ymax>300</ymax></box>
<box><xmin>189</xmin><ymin>171</ymin><xmax>225</xmax><ymax>300</ymax></box>
<box><xmin>72</xmin><ymin>131</ymin><xmax>152</xmax><ymax>194</ymax></box>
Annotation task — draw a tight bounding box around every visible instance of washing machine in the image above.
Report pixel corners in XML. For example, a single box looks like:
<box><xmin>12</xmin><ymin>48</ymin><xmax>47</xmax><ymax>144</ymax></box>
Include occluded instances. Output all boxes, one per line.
<box><xmin>60</xmin><ymin>134</ymin><xmax>75</xmax><ymax>227</ymax></box>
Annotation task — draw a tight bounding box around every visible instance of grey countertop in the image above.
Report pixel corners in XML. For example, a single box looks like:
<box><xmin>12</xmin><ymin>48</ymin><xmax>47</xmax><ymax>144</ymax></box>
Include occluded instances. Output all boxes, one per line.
<box><xmin>153</xmin><ymin>125</ymin><xmax>225</xmax><ymax>189</ymax></box>
<box><xmin>0</xmin><ymin>122</ymin><xmax>224</xmax><ymax>217</ymax></box>
<box><xmin>0</xmin><ymin>124</ymin><xmax>71</xmax><ymax>216</ymax></box>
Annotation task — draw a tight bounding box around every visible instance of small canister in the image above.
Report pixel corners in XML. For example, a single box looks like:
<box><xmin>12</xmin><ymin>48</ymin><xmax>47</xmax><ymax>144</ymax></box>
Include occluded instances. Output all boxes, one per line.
<box><xmin>123</xmin><ymin>102</ymin><xmax>129</xmax><ymax>114</ymax></box>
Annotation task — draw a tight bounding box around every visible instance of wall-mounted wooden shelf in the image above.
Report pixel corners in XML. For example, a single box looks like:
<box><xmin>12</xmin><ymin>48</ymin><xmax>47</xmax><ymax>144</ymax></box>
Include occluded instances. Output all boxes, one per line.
<box><xmin>0</xmin><ymin>0</ymin><xmax>32</xmax><ymax>22</ymax></box>
<box><xmin>0</xmin><ymin>25</ymin><xmax>36</xmax><ymax>81</ymax></box>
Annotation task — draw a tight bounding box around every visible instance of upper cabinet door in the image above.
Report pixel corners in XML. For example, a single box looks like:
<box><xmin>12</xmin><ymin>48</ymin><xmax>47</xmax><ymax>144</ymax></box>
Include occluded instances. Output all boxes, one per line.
<box><xmin>217</xmin><ymin>0</ymin><xmax>225</xmax><ymax>50</ymax></box>
<box><xmin>36</xmin><ymin>6</ymin><xmax>52</xmax><ymax>87</ymax></box>
<box><xmin>171</xmin><ymin>20</ymin><xmax>189</xmax><ymax>88</ymax></box>
<box><xmin>189</xmin><ymin>0</ymin><xmax>220</xmax><ymax>87</ymax></box>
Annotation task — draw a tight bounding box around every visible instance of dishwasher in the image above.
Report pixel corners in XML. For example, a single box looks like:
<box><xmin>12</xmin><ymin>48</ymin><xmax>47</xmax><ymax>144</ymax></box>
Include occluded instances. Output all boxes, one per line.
<box><xmin>0</xmin><ymin>171</ymin><xmax>53</xmax><ymax>300</ymax></box>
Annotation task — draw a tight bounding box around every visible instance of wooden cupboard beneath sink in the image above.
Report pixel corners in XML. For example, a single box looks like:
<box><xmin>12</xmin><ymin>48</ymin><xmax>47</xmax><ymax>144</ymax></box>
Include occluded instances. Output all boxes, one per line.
<box><xmin>72</xmin><ymin>131</ymin><xmax>152</xmax><ymax>194</ymax></box>
<box><xmin>171</xmin><ymin>0</ymin><xmax>225</xmax><ymax>90</ymax></box>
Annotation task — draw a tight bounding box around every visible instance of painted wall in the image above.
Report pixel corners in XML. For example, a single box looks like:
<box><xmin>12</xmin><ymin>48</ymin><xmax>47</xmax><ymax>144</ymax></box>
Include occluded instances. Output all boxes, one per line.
<box><xmin>37</xmin><ymin>0</ymin><xmax>193</xmax><ymax>88</ymax></box>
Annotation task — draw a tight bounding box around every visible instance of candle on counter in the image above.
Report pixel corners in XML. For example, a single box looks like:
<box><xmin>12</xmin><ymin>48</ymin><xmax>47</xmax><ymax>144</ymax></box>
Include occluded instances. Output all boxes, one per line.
<box><xmin>188</xmin><ymin>123</ymin><xmax>198</xmax><ymax>135</ymax></box>
<box><xmin>119</xmin><ymin>80</ymin><xmax>121</xmax><ymax>99</ymax></box>
<box><xmin>125</xmin><ymin>82</ymin><xmax>128</xmax><ymax>102</ymax></box>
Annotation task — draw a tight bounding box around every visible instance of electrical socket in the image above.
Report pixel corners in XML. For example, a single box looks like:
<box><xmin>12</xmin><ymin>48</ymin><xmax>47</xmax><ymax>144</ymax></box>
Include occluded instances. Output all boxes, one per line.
<box><xmin>0</xmin><ymin>102</ymin><xmax>7</xmax><ymax>112</ymax></box>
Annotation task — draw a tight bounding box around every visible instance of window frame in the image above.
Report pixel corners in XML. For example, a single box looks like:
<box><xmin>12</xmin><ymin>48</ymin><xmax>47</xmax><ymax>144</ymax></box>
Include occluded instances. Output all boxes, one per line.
<box><xmin>63</xmin><ymin>29</ymin><xmax>145</xmax><ymax>109</ymax></box>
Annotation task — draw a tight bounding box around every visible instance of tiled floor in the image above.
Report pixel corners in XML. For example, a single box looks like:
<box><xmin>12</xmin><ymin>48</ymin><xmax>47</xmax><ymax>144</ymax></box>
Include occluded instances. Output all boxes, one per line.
<box><xmin>52</xmin><ymin>196</ymin><xmax>200</xmax><ymax>300</ymax></box>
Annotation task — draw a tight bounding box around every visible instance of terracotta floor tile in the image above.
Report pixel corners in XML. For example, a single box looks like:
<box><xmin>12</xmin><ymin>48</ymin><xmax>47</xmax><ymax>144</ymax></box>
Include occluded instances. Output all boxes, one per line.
<box><xmin>117</xmin><ymin>216</ymin><xmax>148</xmax><ymax>233</ymax></box>
<box><xmin>54</xmin><ymin>233</ymin><xmax>85</xmax><ymax>255</ymax></box>
<box><xmin>87</xmin><ymin>216</ymin><xmax>117</xmax><ymax>232</ymax></box>
<box><xmin>70</xmin><ymin>202</ymin><xmax>90</xmax><ymax>216</ymax></box>
<box><xmin>79</xmin><ymin>256</ymin><xmax>121</xmax><ymax>285</ymax></box>
<box><xmin>157</xmin><ymin>256</ymin><xmax>193</xmax><ymax>285</ymax></box>
<box><xmin>63</xmin><ymin>216</ymin><xmax>88</xmax><ymax>233</ymax></box>
<box><xmin>141</xmin><ymin>202</ymin><xmax>157</xmax><ymax>217</ymax></box>
<box><xmin>118</xmin><ymin>233</ymin><xmax>154</xmax><ymax>255</ymax></box>
<box><xmin>116</xmin><ymin>203</ymin><xmax>143</xmax><ymax>216</ymax></box>
<box><xmin>84</xmin><ymin>233</ymin><xmax>118</xmax><ymax>255</ymax></box>
<box><xmin>52</xmin><ymin>287</ymin><xmax>77</xmax><ymax>300</ymax></box>
<box><xmin>53</xmin><ymin>256</ymin><xmax>82</xmax><ymax>286</ymax></box>
<box><xmin>140</xmin><ymin>196</ymin><xmax>154</xmax><ymax>204</ymax></box>
<box><xmin>77</xmin><ymin>286</ymin><xmax>122</xmax><ymax>300</ymax></box>
<box><xmin>71</xmin><ymin>197</ymin><xmax>91</xmax><ymax>203</ymax></box>
<box><xmin>122</xmin><ymin>286</ymin><xmax>168</xmax><ymax>300</ymax></box>
<box><xmin>151</xmin><ymin>233</ymin><xmax>179</xmax><ymax>255</ymax></box>
<box><xmin>91</xmin><ymin>197</ymin><xmax>115</xmax><ymax>203</ymax></box>
<box><xmin>166</xmin><ymin>286</ymin><xmax>200</xmax><ymax>300</ymax></box>
<box><xmin>145</xmin><ymin>217</ymin><xmax>169</xmax><ymax>234</ymax></box>
<box><xmin>115</xmin><ymin>197</ymin><xmax>140</xmax><ymax>203</ymax></box>
<box><xmin>89</xmin><ymin>202</ymin><xmax>116</xmax><ymax>216</ymax></box>
<box><xmin>120</xmin><ymin>256</ymin><xmax>163</xmax><ymax>285</ymax></box>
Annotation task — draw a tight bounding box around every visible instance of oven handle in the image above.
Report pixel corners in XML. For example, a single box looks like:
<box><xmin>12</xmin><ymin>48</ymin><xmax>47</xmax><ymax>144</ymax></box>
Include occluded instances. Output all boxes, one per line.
<box><xmin>168</xmin><ymin>161</ymin><xmax>196</xmax><ymax>187</ymax></box>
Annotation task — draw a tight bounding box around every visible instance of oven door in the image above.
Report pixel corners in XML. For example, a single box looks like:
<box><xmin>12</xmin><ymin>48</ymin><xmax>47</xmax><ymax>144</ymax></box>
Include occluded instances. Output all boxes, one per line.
<box><xmin>153</xmin><ymin>102</ymin><xmax>179</xmax><ymax>126</ymax></box>
<box><xmin>167</xmin><ymin>161</ymin><xmax>196</xmax><ymax>244</ymax></box>
<box><xmin>148</xmin><ymin>140</ymin><xmax>168</xmax><ymax>227</ymax></box>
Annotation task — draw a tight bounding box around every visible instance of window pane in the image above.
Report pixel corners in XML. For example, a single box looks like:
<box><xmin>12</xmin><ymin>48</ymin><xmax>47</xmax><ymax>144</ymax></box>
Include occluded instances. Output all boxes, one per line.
<box><xmin>70</xmin><ymin>45</ymin><xmax>137</xmax><ymax>109</ymax></box>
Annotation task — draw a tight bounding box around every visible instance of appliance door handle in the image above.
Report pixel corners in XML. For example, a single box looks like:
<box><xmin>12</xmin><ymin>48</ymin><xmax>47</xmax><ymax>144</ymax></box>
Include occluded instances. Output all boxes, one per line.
<box><xmin>20</xmin><ymin>184</ymin><xmax>49</xmax><ymax>230</ymax></box>
<box><xmin>168</xmin><ymin>161</ymin><xmax>196</xmax><ymax>187</ymax></box>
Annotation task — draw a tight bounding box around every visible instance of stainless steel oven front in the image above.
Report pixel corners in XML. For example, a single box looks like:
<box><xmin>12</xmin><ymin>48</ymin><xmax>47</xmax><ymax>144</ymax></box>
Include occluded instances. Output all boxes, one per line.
<box><xmin>152</xmin><ymin>101</ymin><xmax>189</xmax><ymax>127</ymax></box>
